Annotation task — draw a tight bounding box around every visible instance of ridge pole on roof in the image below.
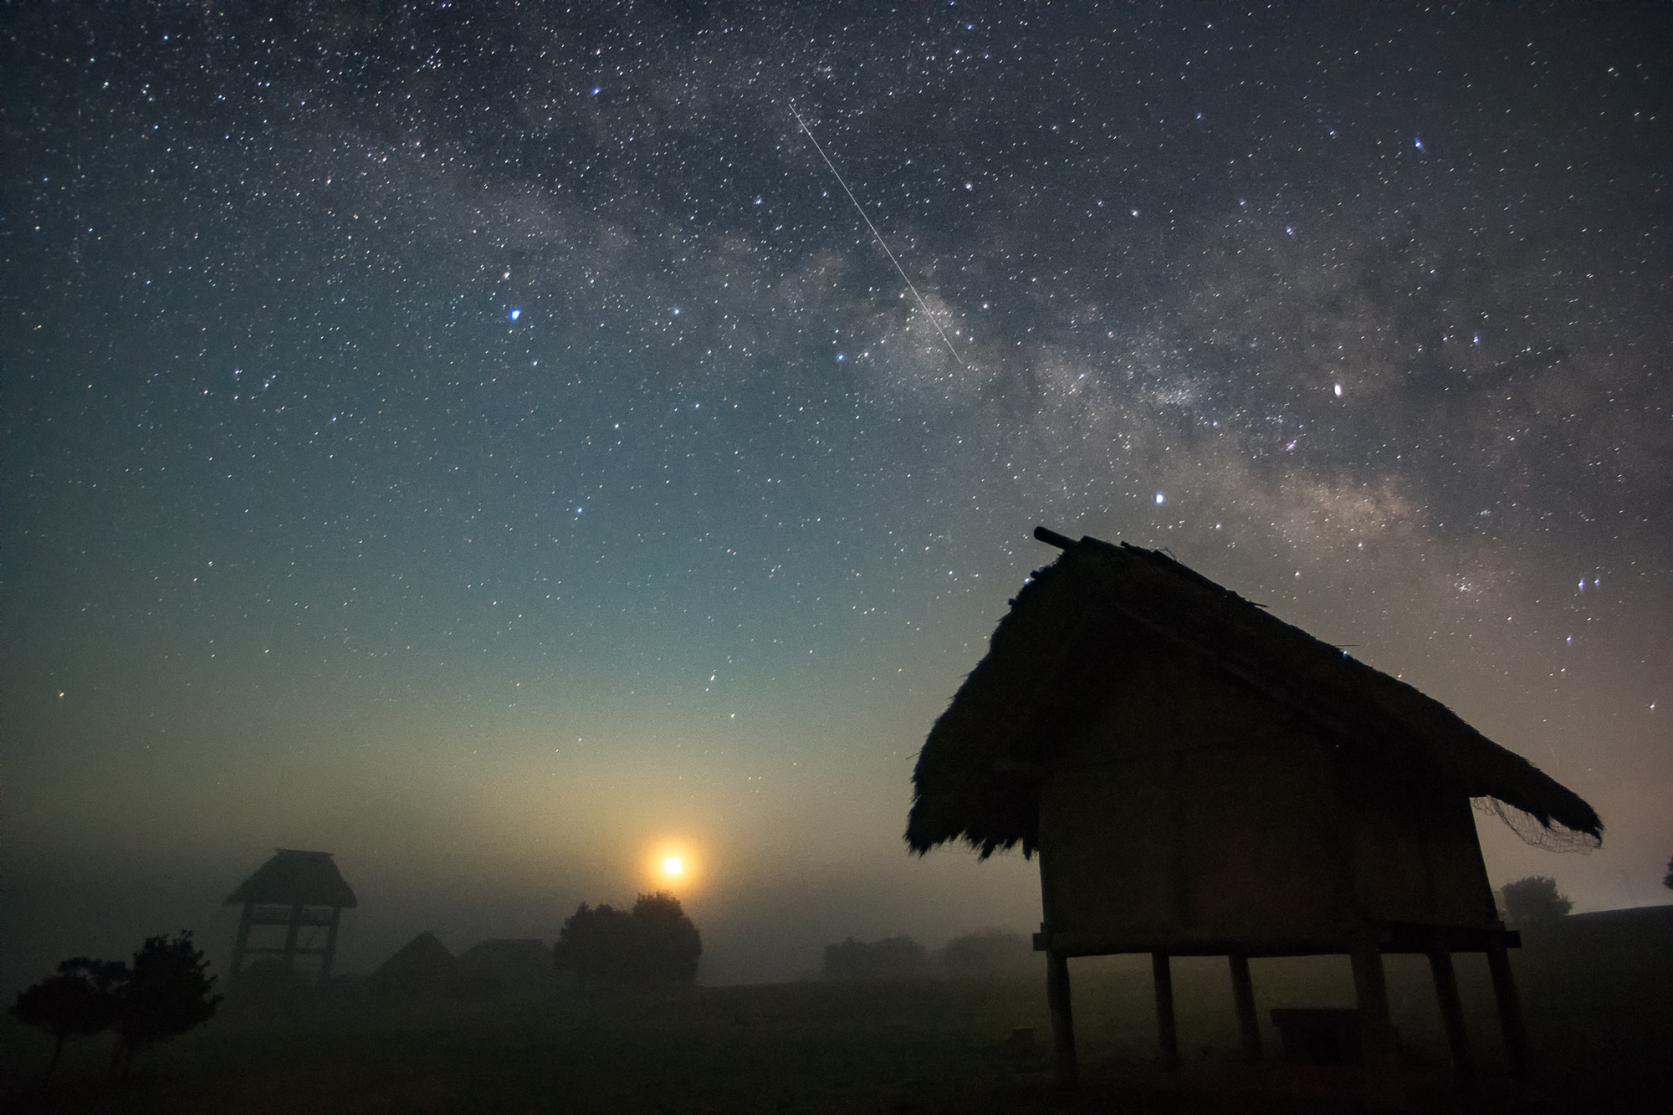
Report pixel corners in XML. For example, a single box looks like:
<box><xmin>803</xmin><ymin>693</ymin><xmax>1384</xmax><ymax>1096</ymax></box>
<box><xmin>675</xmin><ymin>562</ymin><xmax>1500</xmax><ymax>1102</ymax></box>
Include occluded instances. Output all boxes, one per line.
<box><xmin>1034</xmin><ymin>525</ymin><xmax>1074</xmax><ymax>550</ymax></box>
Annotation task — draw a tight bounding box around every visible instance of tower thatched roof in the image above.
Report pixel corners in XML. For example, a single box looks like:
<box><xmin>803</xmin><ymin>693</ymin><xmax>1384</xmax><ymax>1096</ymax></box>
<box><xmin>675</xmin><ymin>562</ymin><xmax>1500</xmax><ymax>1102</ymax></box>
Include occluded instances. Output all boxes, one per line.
<box><xmin>906</xmin><ymin>530</ymin><xmax>1603</xmax><ymax>859</ymax></box>
<box><xmin>225</xmin><ymin>849</ymin><xmax>359</xmax><ymax>908</ymax></box>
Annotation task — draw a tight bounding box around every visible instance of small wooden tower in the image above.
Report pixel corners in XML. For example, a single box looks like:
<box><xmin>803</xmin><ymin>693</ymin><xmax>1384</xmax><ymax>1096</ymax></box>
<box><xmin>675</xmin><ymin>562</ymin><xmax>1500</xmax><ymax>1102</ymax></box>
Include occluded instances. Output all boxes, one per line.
<box><xmin>908</xmin><ymin>529</ymin><xmax>1603</xmax><ymax>1098</ymax></box>
<box><xmin>226</xmin><ymin>849</ymin><xmax>358</xmax><ymax>986</ymax></box>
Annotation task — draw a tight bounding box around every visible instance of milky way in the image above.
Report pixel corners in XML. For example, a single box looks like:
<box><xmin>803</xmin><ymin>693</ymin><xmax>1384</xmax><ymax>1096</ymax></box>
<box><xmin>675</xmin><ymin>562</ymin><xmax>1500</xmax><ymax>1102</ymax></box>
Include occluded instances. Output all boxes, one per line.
<box><xmin>3</xmin><ymin>2</ymin><xmax>1669</xmax><ymax>981</ymax></box>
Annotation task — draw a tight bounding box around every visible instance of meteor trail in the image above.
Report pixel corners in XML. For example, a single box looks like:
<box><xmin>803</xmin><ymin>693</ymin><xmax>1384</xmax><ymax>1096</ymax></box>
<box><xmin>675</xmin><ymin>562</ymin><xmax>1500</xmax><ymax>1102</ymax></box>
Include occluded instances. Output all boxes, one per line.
<box><xmin>789</xmin><ymin>102</ymin><xmax>969</xmax><ymax>370</ymax></box>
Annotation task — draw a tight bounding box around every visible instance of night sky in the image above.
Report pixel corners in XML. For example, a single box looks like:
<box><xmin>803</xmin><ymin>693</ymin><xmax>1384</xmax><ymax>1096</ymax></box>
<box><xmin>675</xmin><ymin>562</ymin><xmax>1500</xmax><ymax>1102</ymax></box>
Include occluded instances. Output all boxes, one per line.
<box><xmin>3</xmin><ymin>1</ymin><xmax>1670</xmax><ymax>987</ymax></box>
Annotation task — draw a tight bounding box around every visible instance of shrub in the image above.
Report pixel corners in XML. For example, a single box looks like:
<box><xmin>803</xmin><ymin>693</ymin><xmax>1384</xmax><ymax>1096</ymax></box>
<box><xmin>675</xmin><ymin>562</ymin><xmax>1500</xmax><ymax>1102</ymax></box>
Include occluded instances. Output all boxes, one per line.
<box><xmin>555</xmin><ymin>891</ymin><xmax>701</xmax><ymax>986</ymax></box>
<box><xmin>821</xmin><ymin>936</ymin><xmax>928</xmax><ymax>980</ymax></box>
<box><xmin>9</xmin><ymin>958</ymin><xmax>127</xmax><ymax>1083</ymax></box>
<box><xmin>112</xmin><ymin>931</ymin><xmax>221</xmax><ymax>1078</ymax></box>
<box><xmin>1498</xmin><ymin>876</ymin><xmax>1573</xmax><ymax>926</ymax></box>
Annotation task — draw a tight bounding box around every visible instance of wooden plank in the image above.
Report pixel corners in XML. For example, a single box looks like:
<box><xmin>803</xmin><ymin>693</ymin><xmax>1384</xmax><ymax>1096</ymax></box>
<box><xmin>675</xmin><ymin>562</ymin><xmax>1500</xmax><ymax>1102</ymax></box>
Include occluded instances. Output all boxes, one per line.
<box><xmin>230</xmin><ymin>903</ymin><xmax>253</xmax><ymax>977</ymax></box>
<box><xmin>1229</xmin><ymin>954</ymin><xmax>1262</xmax><ymax>1060</ymax></box>
<box><xmin>1046</xmin><ymin>951</ymin><xmax>1078</xmax><ymax>1089</ymax></box>
<box><xmin>1427</xmin><ymin>948</ymin><xmax>1474</xmax><ymax>1090</ymax></box>
<box><xmin>320</xmin><ymin>906</ymin><xmax>342</xmax><ymax>985</ymax></box>
<box><xmin>281</xmin><ymin>902</ymin><xmax>304</xmax><ymax>972</ymax></box>
<box><xmin>1486</xmin><ymin>939</ymin><xmax>1530</xmax><ymax>1081</ymax></box>
<box><xmin>1349</xmin><ymin>936</ymin><xmax>1403</xmax><ymax>1110</ymax></box>
<box><xmin>1153</xmin><ymin>952</ymin><xmax>1180</xmax><ymax>1074</ymax></box>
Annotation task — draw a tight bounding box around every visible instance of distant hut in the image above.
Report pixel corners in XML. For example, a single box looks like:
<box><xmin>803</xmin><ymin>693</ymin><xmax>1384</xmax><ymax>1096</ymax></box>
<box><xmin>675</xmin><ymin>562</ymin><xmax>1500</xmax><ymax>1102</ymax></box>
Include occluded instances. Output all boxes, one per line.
<box><xmin>368</xmin><ymin>931</ymin><xmax>462</xmax><ymax>997</ymax></box>
<box><xmin>226</xmin><ymin>849</ymin><xmax>358</xmax><ymax>986</ymax></box>
<box><xmin>458</xmin><ymin>939</ymin><xmax>553</xmax><ymax>996</ymax></box>
<box><xmin>907</xmin><ymin>529</ymin><xmax>1602</xmax><ymax>1095</ymax></box>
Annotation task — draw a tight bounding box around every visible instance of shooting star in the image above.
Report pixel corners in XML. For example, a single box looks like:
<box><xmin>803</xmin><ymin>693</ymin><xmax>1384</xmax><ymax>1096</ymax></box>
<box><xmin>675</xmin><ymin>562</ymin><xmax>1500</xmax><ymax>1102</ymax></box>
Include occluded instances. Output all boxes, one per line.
<box><xmin>788</xmin><ymin>101</ymin><xmax>969</xmax><ymax>371</ymax></box>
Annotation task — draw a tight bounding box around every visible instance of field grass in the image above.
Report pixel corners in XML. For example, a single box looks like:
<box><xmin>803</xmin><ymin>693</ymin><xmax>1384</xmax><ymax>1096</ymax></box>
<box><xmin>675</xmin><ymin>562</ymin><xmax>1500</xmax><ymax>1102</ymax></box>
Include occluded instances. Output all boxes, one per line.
<box><xmin>5</xmin><ymin>909</ymin><xmax>1669</xmax><ymax>1113</ymax></box>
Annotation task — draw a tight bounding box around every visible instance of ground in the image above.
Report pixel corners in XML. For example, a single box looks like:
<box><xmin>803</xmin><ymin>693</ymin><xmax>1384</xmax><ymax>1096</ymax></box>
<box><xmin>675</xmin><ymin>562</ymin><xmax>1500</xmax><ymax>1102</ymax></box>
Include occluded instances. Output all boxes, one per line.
<box><xmin>5</xmin><ymin>909</ymin><xmax>1669</xmax><ymax>1113</ymax></box>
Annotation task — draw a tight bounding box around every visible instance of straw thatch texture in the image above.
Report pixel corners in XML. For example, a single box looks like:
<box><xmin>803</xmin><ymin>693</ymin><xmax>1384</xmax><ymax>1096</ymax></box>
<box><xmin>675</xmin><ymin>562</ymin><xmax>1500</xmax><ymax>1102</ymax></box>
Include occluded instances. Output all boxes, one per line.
<box><xmin>907</xmin><ymin>533</ymin><xmax>1602</xmax><ymax>859</ymax></box>
<box><xmin>225</xmin><ymin>849</ymin><xmax>359</xmax><ymax>908</ymax></box>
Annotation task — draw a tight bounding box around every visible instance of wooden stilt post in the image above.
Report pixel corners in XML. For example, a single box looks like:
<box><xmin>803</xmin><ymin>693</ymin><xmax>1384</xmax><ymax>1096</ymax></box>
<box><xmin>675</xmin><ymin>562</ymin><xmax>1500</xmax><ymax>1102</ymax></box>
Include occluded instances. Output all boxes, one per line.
<box><xmin>1229</xmin><ymin>953</ymin><xmax>1261</xmax><ymax>1061</ymax></box>
<box><xmin>231</xmin><ymin>902</ymin><xmax>253</xmax><ymax>978</ymax></box>
<box><xmin>1427</xmin><ymin>948</ymin><xmax>1473</xmax><ymax>1089</ymax></box>
<box><xmin>1153</xmin><ymin>951</ymin><xmax>1181</xmax><ymax>1073</ymax></box>
<box><xmin>1349</xmin><ymin>936</ymin><xmax>1402</xmax><ymax>1109</ymax></box>
<box><xmin>282</xmin><ymin>902</ymin><xmax>304</xmax><ymax>973</ymax></box>
<box><xmin>1485</xmin><ymin>939</ymin><xmax>1529</xmax><ymax>1082</ymax></box>
<box><xmin>319</xmin><ymin>905</ymin><xmax>343</xmax><ymax>986</ymax></box>
<box><xmin>1046</xmin><ymin>951</ymin><xmax>1078</xmax><ymax>1089</ymax></box>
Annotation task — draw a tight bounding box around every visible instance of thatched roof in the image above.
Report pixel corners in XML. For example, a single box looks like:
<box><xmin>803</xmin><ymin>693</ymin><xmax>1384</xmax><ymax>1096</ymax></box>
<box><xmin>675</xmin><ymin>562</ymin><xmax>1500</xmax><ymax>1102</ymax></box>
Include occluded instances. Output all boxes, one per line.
<box><xmin>907</xmin><ymin>530</ymin><xmax>1603</xmax><ymax>859</ymax></box>
<box><xmin>225</xmin><ymin>849</ymin><xmax>358</xmax><ymax>908</ymax></box>
<box><xmin>458</xmin><ymin>939</ymin><xmax>553</xmax><ymax>991</ymax></box>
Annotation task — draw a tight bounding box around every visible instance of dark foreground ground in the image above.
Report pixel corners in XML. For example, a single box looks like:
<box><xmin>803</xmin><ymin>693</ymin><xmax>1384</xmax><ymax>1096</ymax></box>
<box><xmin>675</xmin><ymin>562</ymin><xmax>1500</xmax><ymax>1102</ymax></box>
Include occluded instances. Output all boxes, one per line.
<box><xmin>5</xmin><ymin>907</ymin><xmax>1670</xmax><ymax>1113</ymax></box>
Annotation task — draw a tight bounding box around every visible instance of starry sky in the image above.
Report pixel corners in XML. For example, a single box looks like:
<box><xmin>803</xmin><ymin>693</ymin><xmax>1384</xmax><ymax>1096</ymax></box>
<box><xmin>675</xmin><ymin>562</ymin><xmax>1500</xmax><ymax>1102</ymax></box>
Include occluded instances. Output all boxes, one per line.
<box><xmin>3</xmin><ymin>1</ymin><xmax>1670</xmax><ymax>986</ymax></box>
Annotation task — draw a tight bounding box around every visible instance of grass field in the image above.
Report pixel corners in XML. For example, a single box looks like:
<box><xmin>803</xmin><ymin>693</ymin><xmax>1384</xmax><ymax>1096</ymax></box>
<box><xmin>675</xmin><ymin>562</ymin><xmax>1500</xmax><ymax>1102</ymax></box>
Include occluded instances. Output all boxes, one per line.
<box><xmin>6</xmin><ymin>908</ymin><xmax>1669</xmax><ymax>1113</ymax></box>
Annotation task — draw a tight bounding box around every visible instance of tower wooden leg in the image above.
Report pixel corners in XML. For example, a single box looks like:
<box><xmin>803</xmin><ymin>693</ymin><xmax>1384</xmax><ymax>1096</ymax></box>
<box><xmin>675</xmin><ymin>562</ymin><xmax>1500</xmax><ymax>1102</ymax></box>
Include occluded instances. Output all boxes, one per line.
<box><xmin>231</xmin><ymin>903</ymin><xmax>253</xmax><ymax>979</ymax></box>
<box><xmin>1349</xmin><ymin>937</ymin><xmax>1402</xmax><ymax>1109</ymax></box>
<box><xmin>319</xmin><ymin>906</ymin><xmax>342</xmax><ymax>986</ymax></box>
<box><xmin>1485</xmin><ymin>940</ymin><xmax>1529</xmax><ymax>1081</ymax></box>
<box><xmin>1046</xmin><ymin>951</ymin><xmax>1078</xmax><ymax>1089</ymax></box>
<box><xmin>1229</xmin><ymin>953</ymin><xmax>1262</xmax><ymax>1061</ymax></box>
<box><xmin>1153</xmin><ymin>951</ymin><xmax>1180</xmax><ymax>1074</ymax></box>
<box><xmin>1427</xmin><ymin>949</ymin><xmax>1473</xmax><ymax>1089</ymax></box>
<box><xmin>282</xmin><ymin>902</ymin><xmax>303</xmax><ymax>973</ymax></box>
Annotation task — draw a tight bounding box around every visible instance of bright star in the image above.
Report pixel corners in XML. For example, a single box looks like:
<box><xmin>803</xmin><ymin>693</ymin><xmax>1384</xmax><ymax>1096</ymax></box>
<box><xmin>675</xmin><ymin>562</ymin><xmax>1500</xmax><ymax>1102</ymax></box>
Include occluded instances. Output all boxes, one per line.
<box><xmin>507</xmin><ymin>307</ymin><xmax>522</xmax><ymax>322</ymax></box>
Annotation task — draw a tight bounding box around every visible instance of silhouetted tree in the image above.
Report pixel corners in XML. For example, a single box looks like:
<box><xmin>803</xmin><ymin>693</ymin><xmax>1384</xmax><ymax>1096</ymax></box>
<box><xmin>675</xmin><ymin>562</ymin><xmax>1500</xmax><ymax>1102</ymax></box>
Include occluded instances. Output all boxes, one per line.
<box><xmin>111</xmin><ymin>931</ymin><xmax>221</xmax><ymax>1079</ymax></box>
<box><xmin>555</xmin><ymin>892</ymin><xmax>702</xmax><ymax>986</ymax></box>
<box><xmin>9</xmin><ymin>958</ymin><xmax>127</xmax><ymax>1084</ymax></box>
<box><xmin>1664</xmin><ymin>855</ymin><xmax>1672</xmax><ymax>891</ymax></box>
<box><xmin>821</xmin><ymin>936</ymin><xmax>928</xmax><ymax>980</ymax></box>
<box><xmin>632</xmin><ymin>892</ymin><xmax>702</xmax><ymax>984</ymax></box>
<box><xmin>1498</xmin><ymin>876</ymin><xmax>1573</xmax><ymax>926</ymax></box>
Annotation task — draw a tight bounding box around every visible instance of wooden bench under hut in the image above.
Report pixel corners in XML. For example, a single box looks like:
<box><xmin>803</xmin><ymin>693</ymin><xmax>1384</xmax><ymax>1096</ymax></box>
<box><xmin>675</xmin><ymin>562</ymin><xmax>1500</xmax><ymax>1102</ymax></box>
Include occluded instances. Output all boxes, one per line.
<box><xmin>906</xmin><ymin>528</ymin><xmax>1602</xmax><ymax>1098</ymax></box>
<box><xmin>226</xmin><ymin>848</ymin><xmax>358</xmax><ymax>987</ymax></box>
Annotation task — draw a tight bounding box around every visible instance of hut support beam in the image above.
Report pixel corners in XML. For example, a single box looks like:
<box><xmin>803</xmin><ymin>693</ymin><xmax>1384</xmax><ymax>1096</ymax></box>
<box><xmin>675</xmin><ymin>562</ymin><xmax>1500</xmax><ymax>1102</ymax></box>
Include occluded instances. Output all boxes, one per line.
<box><xmin>1152</xmin><ymin>952</ymin><xmax>1180</xmax><ymax>1073</ymax></box>
<box><xmin>1228</xmin><ymin>953</ymin><xmax>1261</xmax><ymax>1060</ymax></box>
<box><xmin>1427</xmin><ymin>948</ymin><xmax>1473</xmax><ymax>1089</ymax></box>
<box><xmin>1349</xmin><ymin>937</ymin><xmax>1402</xmax><ymax>1108</ymax></box>
<box><xmin>230</xmin><ymin>903</ymin><xmax>253</xmax><ymax>978</ymax></box>
<box><xmin>319</xmin><ymin>906</ymin><xmax>342</xmax><ymax>985</ymax></box>
<box><xmin>281</xmin><ymin>902</ymin><xmax>304</xmax><ymax>972</ymax></box>
<box><xmin>1046</xmin><ymin>951</ymin><xmax>1078</xmax><ymax>1089</ymax></box>
<box><xmin>1485</xmin><ymin>939</ymin><xmax>1529</xmax><ymax>1081</ymax></box>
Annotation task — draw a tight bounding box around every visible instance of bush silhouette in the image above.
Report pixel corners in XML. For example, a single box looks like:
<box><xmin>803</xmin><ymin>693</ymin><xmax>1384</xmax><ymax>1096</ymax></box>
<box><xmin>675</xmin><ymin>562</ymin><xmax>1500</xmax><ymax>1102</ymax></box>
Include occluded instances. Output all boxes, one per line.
<box><xmin>9</xmin><ymin>958</ymin><xmax>127</xmax><ymax>1083</ymax></box>
<box><xmin>1498</xmin><ymin>876</ymin><xmax>1573</xmax><ymax>926</ymax></box>
<box><xmin>821</xmin><ymin>936</ymin><xmax>928</xmax><ymax>980</ymax></box>
<box><xmin>555</xmin><ymin>891</ymin><xmax>701</xmax><ymax>985</ymax></box>
<box><xmin>111</xmin><ymin>931</ymin><xmax>221</xmax><ymax>1078</ymax></box>
<box><xmin>936</xmin><ymin>929</ymin><xmax>1036</xmax><ymax>976</ymax></box>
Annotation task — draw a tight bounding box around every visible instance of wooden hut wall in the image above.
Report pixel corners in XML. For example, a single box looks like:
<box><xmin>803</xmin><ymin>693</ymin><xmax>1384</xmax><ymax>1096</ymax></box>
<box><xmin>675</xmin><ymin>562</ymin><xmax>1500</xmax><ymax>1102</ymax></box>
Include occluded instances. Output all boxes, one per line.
<box><xmin>1038</xmin><ymin>653</ymin><xmax>1348</xmax><ymax>945</ymax></box>
<box><xmin>1339</xmin><ymin>768</ymin><xmax>1499</xmax><ymax>927</ymax></box>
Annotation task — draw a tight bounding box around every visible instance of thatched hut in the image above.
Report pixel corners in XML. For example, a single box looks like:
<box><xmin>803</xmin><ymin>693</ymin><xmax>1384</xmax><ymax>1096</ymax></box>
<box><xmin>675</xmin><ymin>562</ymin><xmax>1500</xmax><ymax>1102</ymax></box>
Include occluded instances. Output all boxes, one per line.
<box><xmin>458</xmin><ymin>938</ymin><xmax>555</xmax><ymax>996</ymax></box>
<box><xmin>907</xmin><ymin>529</ymin><xmax>1602</xmax><ymax>1093</ymax></box>
<box><xmin>226</xmin><ymin>849</ymin><xmax>358</xmax><ymax>987</ymax></box>
<box><xmin>368</xmin><ymin>931</ymin><xmax>463</xmax><ymax>997</ymax></box>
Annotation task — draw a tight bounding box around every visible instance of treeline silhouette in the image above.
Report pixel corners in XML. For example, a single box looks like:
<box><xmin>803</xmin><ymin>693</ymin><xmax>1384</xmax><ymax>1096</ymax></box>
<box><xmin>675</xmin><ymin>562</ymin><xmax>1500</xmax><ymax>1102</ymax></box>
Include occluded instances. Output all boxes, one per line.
<box><xmin>821</xmin><ymin>929</ymin><xmax>1037</xmax><ymax>980</ymax></box>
